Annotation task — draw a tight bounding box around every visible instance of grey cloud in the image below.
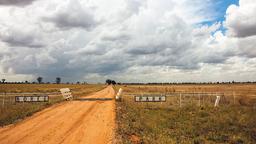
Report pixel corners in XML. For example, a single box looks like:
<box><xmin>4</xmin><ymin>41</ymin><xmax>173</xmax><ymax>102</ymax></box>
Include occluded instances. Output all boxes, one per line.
<box><xmin>237</xmin><ymin>36</ymin><xmax>256</xmax><ymax>58</ymax></box>
<box><xmin>225</xmin><ymin>2</ymin><xmax>256</xmax><ymax>37</ymax></box>
<box><xmin>0</xmin><ymin>29</ymin><xmax>45</xmax><ymax>48</ymax></box>
<box><xmin>0</xmin><ymin>0</ymin><xmax>36</xmax><ymax>6</ymax></box>
<box><xmin>101</xmin><ymin>33</ymin><xmax>130</xmax><ymax>42</ymax></box>
<box><xmin>43</xmin><ymin>1</ymin><xmax>98</xmax><ymax>30</ymax></box>
<box><xmin>76</xmin><ymin>44</ymin><xmax>108</xmax><ymax>55</ymax></box>
<box><xmin>126</xmin><ymin>45</ymin><xmax>164</xmax><ymax>55</ymax></box>
<box><xmin>226</xmin><ymin>21</ymin><xmax>256</xmax><ymax>38</ymax></box>
<box><xmin>125</xmin><ymin>0</ymin><xmax>144</xmax><ymax>14</ymax></box>
<box><xmin>3</xmin><ymin>0</ymin><xmax>256</xmax><ymax>83</ymax></box>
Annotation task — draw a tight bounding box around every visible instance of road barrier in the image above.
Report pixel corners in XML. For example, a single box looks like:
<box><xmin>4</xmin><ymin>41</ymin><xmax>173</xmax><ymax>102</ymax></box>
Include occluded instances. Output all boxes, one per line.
<box><xmin>116</xmin><ymin>88</ymin><xmax>123</xmax><ymax>101</ymax></box>
<box><xmin>60</xmin><ymin>88</ymin><xmax>73</xmax><ymax>100</ymax></box>
<box><xmin>214</xmin><ymin>96</ymin><xmax>221</xmax><ymax>107</ymax></box>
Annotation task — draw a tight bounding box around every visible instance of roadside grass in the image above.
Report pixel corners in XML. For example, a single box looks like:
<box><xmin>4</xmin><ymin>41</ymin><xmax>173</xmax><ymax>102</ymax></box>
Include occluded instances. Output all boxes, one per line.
<box><xmin>0</xmin><ymin>84</ymin><xmax>106</xmax><ymax>127</ymax></box>
<box><xmin>115</xmin><ymin>85</ymin><xmax>256</xmax><ymax>144</ymax></box>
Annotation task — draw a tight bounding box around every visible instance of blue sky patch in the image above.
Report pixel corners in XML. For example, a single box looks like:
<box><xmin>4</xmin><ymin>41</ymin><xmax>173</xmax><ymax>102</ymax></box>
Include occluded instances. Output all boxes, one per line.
<box><xmin>199</xmin><ymin>0</ymin><xmax>239</xmax><ymax>33</ymax></box>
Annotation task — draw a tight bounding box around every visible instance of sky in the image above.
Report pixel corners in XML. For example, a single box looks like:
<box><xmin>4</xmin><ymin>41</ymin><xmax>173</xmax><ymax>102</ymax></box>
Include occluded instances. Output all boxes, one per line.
<box><xmin>0</xmin><ymin>0</ymin><xmax>256</xmax><ymax>83</ymax></box>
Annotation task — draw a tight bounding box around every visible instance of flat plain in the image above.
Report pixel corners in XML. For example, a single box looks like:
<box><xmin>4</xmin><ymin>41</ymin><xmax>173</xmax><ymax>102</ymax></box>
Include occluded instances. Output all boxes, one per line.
<box><xmin>115</xmin><ymin>84</ymin><xmax>256</xmax><ymax>144</ymax></box>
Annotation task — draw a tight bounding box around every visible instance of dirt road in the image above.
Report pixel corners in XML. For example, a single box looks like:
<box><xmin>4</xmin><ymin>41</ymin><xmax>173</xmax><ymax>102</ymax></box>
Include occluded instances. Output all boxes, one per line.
<box><xmin>0</xmin><ymin>86</ymin><xmax>116</xmax><ymax>144</ymax></box>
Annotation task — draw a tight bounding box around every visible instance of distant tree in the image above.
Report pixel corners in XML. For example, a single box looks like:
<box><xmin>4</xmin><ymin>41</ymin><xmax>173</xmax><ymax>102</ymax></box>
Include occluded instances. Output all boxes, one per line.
<box><xmin>106</xmin><ymin>79</ymin><xmax>112</xmax><ymax>85</ymax></box>
<box><xmin>56</xmin><ymin>77</ymin><xmax>61</xmax><ymax>84</ymax></box>
<box><xmin>2</xmin><ymin>79</ymin><xmax>5</xmax><ymax>83</ymax></box>
<box><xmin>25</xmin><ymin>80</ymin><xmax>29</xmax><ymax>84</ymax></box>
<box><xmin>77</xmin><ymin>81</ymin><xmax>80</xmax><ymax>84</ymax></box>
<box><xmin>111</xmin><ymin>80</ymin><xmax>116</xmax><ymax>85</ymax></box>
<box><xmin>37</xmin><ymin>77</ymin><xmax>43</xmax><ymax>84</ymax></box>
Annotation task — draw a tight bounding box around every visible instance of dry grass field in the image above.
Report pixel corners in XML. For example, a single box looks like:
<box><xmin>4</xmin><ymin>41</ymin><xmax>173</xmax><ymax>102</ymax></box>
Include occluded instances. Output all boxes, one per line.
<box><xmin>114</xmin><ymin>84</ymin><xmax>256</xmax><ymax>144</ymax></box>
<box><xmin>0</xmin><ymin>84</ymin><xmax>106</xmax><ymax>126</ymax></box>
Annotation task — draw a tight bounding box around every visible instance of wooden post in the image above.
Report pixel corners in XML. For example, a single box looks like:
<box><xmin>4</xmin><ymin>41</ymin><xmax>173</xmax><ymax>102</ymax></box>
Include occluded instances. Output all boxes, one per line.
<box><xmin>233</xmin><ymin>91</ymin><xmax>236</xmax><ymax>105</ymax></box>
<box><xmin>179</xmin><ymin>93</ymin><xmax>182</xmax><ymax>108</ymax></box>
<box><xmin>198</xmin><ymin>93</ymin><xmax>201</xmax><ymax>107</ymax></box>
<box><xmin>2</xmin><ymin>93</ymin><xmax>4</xmax><ymax>108</ymax></box>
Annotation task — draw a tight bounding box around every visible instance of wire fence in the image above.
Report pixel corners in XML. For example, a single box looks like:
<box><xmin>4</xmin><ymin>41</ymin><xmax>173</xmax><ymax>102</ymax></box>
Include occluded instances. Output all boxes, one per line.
<box><xmin>0</xmin><ymin>92</ymin><xmax>62</xmax><ymax>108</ymax></box>
<box><xmin>125</xmin><ymin>91</ymin><xmax>256</xmax><ymax>108</ymax></box>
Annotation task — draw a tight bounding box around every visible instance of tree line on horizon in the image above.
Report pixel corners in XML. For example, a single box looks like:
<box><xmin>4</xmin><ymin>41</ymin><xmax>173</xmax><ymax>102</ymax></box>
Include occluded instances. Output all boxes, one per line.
<box><xmin>1</xmin><ymin>77</ymin><xmax>256</xmax><ymax>85</ymax></box>
<box><xmin>0</xmin><ymin>77</ymin><xmax>64</xmax><ymax>84</ymax></box>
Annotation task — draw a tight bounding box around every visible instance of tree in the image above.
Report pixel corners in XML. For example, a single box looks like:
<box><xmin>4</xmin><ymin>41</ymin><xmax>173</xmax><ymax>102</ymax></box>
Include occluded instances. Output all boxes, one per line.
<box><xmin>106</xmin><ymin>79</ymin><xmax>112</xmax><ymax>85</ymax></box>
<box><xmin>56</xmin><ymin>77</ymin><xmax>61</xmax><ymax>84</ymax></box>
<box><xmin>37</xmin><ymin>77</ymin><xmax>43</xmax><ymax>84</ymax></box>
<box><xmin>111</xmin><ymin>80</ymin><xmax>116</xmax><ymax>85</ymax></box>
<box><xmin>2</xmin><ymin>79</ymin><xmax>6</xmax><ymax>83</ymax></box>
<box><xmin>105</xmin><ymin>79</ymin><xmax>117</xmax><ymax>85</ymax></box>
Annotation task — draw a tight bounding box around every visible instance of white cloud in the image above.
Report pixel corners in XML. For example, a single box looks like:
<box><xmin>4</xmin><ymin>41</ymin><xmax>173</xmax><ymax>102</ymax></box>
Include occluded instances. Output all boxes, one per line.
<box><xmin>0</xmin><ymin>0</ymin><xmax>256</xmax><ymax>83</ymax></box>
<box><xmin>225</xmin><ymin>0</ymin><xmax>256</xmax><ymax>37</ymax></box>
<box><xmin>42</xmin><ymin>0</ymin><xmax>99</xmax><ymax>30</ymax></box>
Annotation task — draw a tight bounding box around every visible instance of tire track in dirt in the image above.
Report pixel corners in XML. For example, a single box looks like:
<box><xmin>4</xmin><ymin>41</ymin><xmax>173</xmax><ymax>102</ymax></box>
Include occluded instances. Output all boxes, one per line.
<box><xmin>0</xmin><ymin>86</ymin><xmax>115</xmax><ymax>144</ymax></box>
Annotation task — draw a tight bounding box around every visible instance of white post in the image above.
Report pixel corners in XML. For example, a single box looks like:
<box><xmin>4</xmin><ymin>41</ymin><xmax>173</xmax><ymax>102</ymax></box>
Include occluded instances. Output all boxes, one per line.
<box><xmin>214</xmin><ymin>96</ymin><xmax>221</xmax><ymax>107</ymax></box>
<box><xmin>116</xmin><ymin>88</ymin><xmax>122</xmax><ymax>100</ymax></box>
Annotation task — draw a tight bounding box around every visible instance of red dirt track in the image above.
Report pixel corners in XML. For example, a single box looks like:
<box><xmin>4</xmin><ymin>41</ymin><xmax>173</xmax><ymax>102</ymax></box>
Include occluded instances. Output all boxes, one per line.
<box><xmin>0</xmin><ymin>86</ymin><xmax>116</xmax><ymax>144</ymax></box>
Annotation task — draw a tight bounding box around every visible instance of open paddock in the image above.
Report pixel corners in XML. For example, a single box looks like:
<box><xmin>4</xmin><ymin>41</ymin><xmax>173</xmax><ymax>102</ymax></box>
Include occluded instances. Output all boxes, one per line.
<box><xmin>115</xmin><ymin>84</ymin><xmax>256</xmax><ymax>144</ymax></box>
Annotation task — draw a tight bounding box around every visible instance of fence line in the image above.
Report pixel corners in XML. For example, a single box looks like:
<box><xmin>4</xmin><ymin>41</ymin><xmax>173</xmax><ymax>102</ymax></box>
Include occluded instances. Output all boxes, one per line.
<box><xmin>127</xmin><ymin>91</ymin><xmax>256</xmax><ymax>108</ymax></box>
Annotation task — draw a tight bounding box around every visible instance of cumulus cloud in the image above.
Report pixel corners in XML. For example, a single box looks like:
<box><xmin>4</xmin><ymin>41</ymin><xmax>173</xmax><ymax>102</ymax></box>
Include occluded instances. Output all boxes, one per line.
<box><xmin>0</xmin><ymin>27</ymin><xmax>45</xmax><ymax>48</ymax></box>
<box><xmin>42</xmin><ymin>0</ymin><xmax>99</xmax><ymax>30</ymax></box>
<box><xmin>0</xmin><ymin>0</ymin><xmax>256</xmax><ymax>83</ymax></box>
<box><xmin>225</xmin><ymin>0</ymin><xmax>256</xmax><ymax>37</ymax></box>
<box><xmin>0</xmin><ymin>0</ymin><xmax>36</xmax><ymax>6</ymax></box>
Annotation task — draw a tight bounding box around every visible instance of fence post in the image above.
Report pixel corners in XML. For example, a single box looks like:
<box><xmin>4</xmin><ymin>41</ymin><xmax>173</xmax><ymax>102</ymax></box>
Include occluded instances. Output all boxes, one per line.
<box><xmin>2</xmin><ymin>93</ymin><xmax>4</xmax><ymax>108</ymax></box>
<box><xmin>214</xmin><ymin>96</ymin><xmax>221</xmax><ymax>107</ymax></box>
<box><xmin>179</xmin><ymin>93</ymin><xmax>182</xmax><ymax>108</ymax></box>
<box><xmin>198</xmin><ymin>93</ymin><xmax>201</xmax><ymax>107</ymax></box>
<box><xmin>233</xmin><ymin>91</ymin><xmax>236</xmax><ymax>105</ymax></box>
